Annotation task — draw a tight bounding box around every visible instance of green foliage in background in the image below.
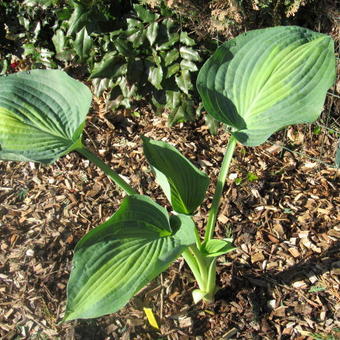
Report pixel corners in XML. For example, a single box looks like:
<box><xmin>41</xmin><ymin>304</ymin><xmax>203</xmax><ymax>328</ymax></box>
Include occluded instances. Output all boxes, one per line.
<box><xmin>0</xmin><ymin>0</ymin><xmax>201</xmax><ymax>125</ymax></box>
<box><xmin>86</xmin><ymin>3</ymin><xmax>201</xmax><ymax>125</ymax></box>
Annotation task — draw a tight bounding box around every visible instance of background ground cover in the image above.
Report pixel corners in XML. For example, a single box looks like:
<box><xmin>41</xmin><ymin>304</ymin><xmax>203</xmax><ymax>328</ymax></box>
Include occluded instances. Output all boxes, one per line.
<box><xmin>0</xmin><ymin>0</ymin><xmax>339</xmax><ymax>339</ymax></box>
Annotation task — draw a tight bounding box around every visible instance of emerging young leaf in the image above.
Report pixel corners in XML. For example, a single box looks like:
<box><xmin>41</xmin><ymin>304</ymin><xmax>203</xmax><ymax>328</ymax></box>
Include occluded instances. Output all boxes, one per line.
<box><xmin>0</xmin><ymin>70</ymin><xmax>92</xmax><ymax>163</ymax></box>
<box><xmin>201</xmin><ymin>239</ymin><xmax>236</xmax><ymax>258</ymax></box>
<box><xmin>64</xmin><ymin>195</ymin><xmax>195</xmax><ymax>321</ymax></box>
<box><xmin>142</xmin><ymin>137</ymin><xmax>209</xmax><ymax>215</ymax></box>
<box><xmin>197</xmin><ymin>26</ymin><xmax>336</xmax><ymax>146</ymax></box>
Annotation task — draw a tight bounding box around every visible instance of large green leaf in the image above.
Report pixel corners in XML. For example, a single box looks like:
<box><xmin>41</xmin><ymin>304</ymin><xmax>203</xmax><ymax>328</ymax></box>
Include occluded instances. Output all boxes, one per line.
<box><xmin>142</xmin><ymin>137</ymin><xmax>209</xmax><ymax>214</ymax></box>
<box><xmin>197</xmin><ymin>26</ymin><xmax>336</xmax><ymax>146</ymax></box>
<box><xmin>0</xmin><ymin>70</ymin><xmax>92</xmax><ymax>163</ymax></box>
<box><xmin>63</xmin><ymin>195</ymin><xmax>195</xmax><ymax>321</ymax></box>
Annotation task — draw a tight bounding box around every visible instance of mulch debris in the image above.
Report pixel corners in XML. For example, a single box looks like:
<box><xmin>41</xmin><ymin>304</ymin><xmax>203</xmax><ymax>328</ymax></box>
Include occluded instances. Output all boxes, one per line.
<box><xmin>0</xmin><ymin>93</ymin><xmax>339</xmax><ymax>339</ymax></box>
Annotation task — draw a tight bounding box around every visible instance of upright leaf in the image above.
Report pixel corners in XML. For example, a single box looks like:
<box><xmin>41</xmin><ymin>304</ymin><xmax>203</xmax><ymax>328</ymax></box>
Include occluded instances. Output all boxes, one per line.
<box><xmin>201</xmin><ymin>239</ymin><xmax>236</xmax><ymax>257</ymax></box>
<box><xmin>67</xmin><ymin>5</ymin><xmax>91</xmax><ymax>36</ymax></box>
<box><xmin>0</xmin><ymin>70</ymin><xmax>92</xmax><ymax>163</ymax></box>
<box><xmin>63</xmin><ymin>195</ymin><xmax>195</xmax><ymax>321</ymax></box>
<box><xmin>142</xmin><ymin>137</ymin><xmax>209</xmax><ymax>214</ymax></box>
<box><xmin>74</xmin><ymin>27</ymin><xmax>92</xmax><ymax>62</ymax></box>
<box><xmin>197</xmin><ymin>26</ymin><xmax>336</xmax><ymax>146</ymax></box>
<box><xmin>52</xmin><ymin>29</ymin><xmax>66</xmax><ymax>54</ymax></box>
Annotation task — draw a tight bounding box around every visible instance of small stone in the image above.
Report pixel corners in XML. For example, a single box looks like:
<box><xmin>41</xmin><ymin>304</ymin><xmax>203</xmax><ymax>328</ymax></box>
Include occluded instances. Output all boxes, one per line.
<box><xmin>267</xmin><ymin>299</ymin><xmax>276</xmax><ymax>310</ymax></box>
<box><xmin>292</xmin><ymin>281</ymin><xmax>307</xmax><ymax>288</ymax></box>
<box><xmin>26</xmin><ymin>249</ymin><xmax>34</xmax><ymax>257</ymax></box>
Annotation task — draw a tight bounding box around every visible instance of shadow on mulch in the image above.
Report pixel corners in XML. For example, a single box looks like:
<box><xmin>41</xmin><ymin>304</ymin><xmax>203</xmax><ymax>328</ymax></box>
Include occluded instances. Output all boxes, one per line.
<box><xmin>214</xmin><ymin>240</ymin><xmax>339</xmax><ymax>328</ymax></box>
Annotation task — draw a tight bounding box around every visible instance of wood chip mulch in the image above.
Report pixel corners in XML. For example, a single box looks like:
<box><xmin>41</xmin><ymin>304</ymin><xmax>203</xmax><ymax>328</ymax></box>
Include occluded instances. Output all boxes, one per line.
<box><xmin>0</xmin><ymin>93</ymin><xmax>339</xmax><ymax>339</ymax></box>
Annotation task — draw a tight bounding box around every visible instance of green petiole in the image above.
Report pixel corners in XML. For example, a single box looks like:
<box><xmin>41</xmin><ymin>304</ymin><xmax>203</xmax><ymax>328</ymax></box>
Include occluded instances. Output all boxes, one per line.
<box><xmin>76</xmin><ymin>145</ymin><xmax>138</xmax><ymax>196</ymax></box>
<box><xmin>204</xmin><ymin>135</ymin><xmax>237</xmax><ymax>243</ymax></box>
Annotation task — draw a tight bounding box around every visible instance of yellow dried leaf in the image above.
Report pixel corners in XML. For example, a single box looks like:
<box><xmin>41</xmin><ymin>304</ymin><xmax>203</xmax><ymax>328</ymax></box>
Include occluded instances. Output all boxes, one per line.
<box><xmin>143</xmin><ymin>307</ymin><xmax>159</xmax><ymax>330</ymax></box>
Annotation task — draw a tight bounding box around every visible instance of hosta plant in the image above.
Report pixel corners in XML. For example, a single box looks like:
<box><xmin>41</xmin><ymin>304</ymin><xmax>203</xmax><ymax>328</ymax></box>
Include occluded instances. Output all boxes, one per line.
<box><xmin>0</xmin><ymin>26</ymin><xmax>335</xmax><ymax>322</ymax></box>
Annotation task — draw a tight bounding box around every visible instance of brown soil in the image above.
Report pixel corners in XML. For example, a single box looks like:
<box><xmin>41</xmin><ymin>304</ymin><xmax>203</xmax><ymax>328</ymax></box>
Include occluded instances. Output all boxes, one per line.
<box><xmin>1</xmin><ymin>89</ymin><xmax>339</xmax><ymax>339</ymax></box>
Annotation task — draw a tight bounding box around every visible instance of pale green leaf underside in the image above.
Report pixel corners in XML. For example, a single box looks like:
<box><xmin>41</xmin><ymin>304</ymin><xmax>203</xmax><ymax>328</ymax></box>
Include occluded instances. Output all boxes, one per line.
<box><xmin>64</xmin><ymin>195</ymin><xmax>195</xmax><ymax>321</ymax></box>
<box><xmin>142</xmin><ymin>137</ymin><xmax>209</xmax><ymax>215</ymax></box>
<box><xmin>197</xmin><ymin>26</ymin><xmax>336</xmax><ymax>146</ymax></box>
<box><xmin>0</xmin><ymin>70</ymin><xmax>92</xmax><ymax>163</ymax></box>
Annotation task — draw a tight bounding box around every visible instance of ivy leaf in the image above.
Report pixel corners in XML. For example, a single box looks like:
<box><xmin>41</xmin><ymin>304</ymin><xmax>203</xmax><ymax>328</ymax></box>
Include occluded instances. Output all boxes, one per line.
<box><xmin>73</xmin><ymin>27</ymin><xmax>92</xmax><ymax>62</ymax></box>
<box><xmin>146</xmin><ymin>22</ymin><xmax>158</xmax><ymax>46</ymax></box>
<box><xmin>148</xmin><ymin>66</ymin><xmax>163</xmax><ymax>90</ymax></box>
<box><xmin>179</xmin><ymin>46</ymin><xmax>201</xmax><ymax>62</ymax></box>
<box><xmin>157</xmin><ymin>33</ymin><xmax>179</xmax><ymax>51</ymax></box>
<box><xmin>67</xmin><ymin>5</ymin><xmax>91</xmax><ymax>36</ymax></box>
<box><xmin>180</xmin><ymin>32</ymin><xmax>196</xmax><ymax>46</ymax></box>
<box><xmin>89</xmin><ymin>53</ymin><xmax>127</xmax><ymax>79</ymax></box>
<box><xmin>127</xmin><ymin>29</ymin><xmax>145</xmax><ymax>48</ymax></box>
<box><xmin>115</xmin><ymin>38</ymin><xmax>136</xmax><ymax>58</ymax></box>
<box><xmin>165</xmin><ymin>91</ymin><xmax>181</xmax><ymax>109</ymax></box>
<box><xmin>127</xmin><ymin>18</ymin><xmax>144</xmax><ymax>30</ymax></box>
<box><xmin>117</xmin><ymin>77</ymin><xmax>139</xmax><ymax>99</ymax></box>
<box><xmin>133</xmin><ymin>4</ymin><xmax>156</xmax><ymax>23</ymax></box>
<box><xmin>164</xmin><ymin>49</ymin><xmax>179</xmax><ymax>66</ymax></box>
<box><xmin>180</xmin><ymin>59</ymin><xmax>198</xmax><ymax>72</ymax></box>
<box><xmin>175</xmin><ymin>70</ymin><xmax>192</xmax><ymax>95</ymax></box>
<box><xmin>63</xmin><ymin>195</ymin><xmax>196</xmax><ymax>321</ymax></box>
<box><xmin>91</xmin><ymin>78</ymin><xmax>114</xmax><ymax>97</ymax></box>
<box><xmin>166</xmin><ymin>63</ymin><xmax>180</xmax><ymax>79</ymax></box>
<box><xmin>142</xmin><ymin>137</ymin><xmax>209</xmax><ymax>214</ymax></box>
<box><xmin>168</xmin><ymin>99</ymin><xmax>195</xmax><ymax>126</ymax></box>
